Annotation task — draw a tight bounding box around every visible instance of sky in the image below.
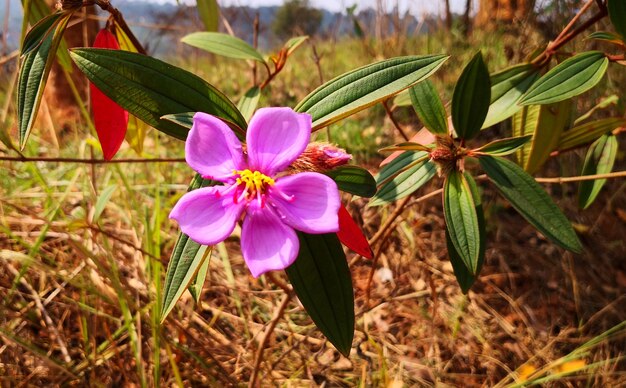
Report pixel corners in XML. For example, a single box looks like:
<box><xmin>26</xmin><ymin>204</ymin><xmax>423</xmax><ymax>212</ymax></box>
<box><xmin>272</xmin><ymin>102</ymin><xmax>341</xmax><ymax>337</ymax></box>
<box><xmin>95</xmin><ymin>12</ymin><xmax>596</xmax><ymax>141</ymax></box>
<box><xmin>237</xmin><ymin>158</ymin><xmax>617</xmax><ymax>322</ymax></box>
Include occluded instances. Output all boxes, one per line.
<box><xmin>168</xmin><ymin>0</ymin><xmax>472</xmax><ymax>15</ymax></box>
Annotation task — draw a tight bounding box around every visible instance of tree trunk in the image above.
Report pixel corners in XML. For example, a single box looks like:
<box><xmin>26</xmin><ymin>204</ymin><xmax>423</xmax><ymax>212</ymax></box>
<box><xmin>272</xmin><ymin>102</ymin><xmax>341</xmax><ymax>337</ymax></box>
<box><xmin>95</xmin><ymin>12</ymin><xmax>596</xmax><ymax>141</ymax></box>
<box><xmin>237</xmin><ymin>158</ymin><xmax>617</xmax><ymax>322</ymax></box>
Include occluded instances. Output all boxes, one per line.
<box><xmin>462</xmin><ymin>0</ymin><xmax>472</xmax><ymax>35</ymax></box>
<box><xmin>444</xmin><ymin>0</ymin><xmax>452</xmax><ymax>31</ymax></box>
<box><xmin>475</xmin><ymin>0</ymin><xmax>536</xmax><ymax>29</ymax></box>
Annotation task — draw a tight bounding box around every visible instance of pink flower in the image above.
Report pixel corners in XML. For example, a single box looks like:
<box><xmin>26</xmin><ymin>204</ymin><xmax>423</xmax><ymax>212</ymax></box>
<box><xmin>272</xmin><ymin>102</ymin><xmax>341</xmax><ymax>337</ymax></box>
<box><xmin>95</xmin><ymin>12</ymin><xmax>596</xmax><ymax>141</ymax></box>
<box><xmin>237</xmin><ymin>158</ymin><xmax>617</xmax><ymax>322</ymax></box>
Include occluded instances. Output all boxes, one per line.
<box><xmin>170</xmin><ymin>108</ymin><xmax>341</xmax><ymax>277</ymax></box>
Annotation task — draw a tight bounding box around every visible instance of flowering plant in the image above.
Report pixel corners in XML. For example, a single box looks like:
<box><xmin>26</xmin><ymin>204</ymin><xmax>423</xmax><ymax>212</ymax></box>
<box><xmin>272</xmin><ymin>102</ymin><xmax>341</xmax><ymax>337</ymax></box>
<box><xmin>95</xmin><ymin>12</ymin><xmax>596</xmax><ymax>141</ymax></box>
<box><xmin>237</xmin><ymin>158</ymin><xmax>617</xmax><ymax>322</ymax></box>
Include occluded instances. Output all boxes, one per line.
<box><xmin>170</xmin><ymin>108</ymin><xmax>341</xmax><ymax>277</ymax></box>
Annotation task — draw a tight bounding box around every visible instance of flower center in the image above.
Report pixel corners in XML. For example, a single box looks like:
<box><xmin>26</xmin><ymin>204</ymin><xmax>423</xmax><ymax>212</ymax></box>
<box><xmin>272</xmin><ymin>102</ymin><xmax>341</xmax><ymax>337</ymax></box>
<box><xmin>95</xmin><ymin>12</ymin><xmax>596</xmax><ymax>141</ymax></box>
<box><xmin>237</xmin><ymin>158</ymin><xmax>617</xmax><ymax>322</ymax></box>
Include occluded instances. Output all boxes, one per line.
<box><xmin>232</xmin><ymin>169</ymin><xmax>274</xmax><ymax>206</ymax></box>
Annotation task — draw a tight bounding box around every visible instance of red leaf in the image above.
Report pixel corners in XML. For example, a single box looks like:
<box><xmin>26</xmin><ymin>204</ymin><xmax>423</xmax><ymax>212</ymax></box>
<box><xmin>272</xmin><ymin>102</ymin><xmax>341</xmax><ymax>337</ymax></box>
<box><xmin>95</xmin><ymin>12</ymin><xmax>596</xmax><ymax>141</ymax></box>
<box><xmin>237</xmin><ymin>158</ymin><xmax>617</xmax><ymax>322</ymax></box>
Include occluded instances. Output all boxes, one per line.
<box><xmin>337</xmin><ymin>205</ymin><xmax>372</xmax><ymax>259</ymax></box>
<box><xmin>90</xmin><ymin>29</ymin><xmax>129</xmax><ymax>160</ymax></box>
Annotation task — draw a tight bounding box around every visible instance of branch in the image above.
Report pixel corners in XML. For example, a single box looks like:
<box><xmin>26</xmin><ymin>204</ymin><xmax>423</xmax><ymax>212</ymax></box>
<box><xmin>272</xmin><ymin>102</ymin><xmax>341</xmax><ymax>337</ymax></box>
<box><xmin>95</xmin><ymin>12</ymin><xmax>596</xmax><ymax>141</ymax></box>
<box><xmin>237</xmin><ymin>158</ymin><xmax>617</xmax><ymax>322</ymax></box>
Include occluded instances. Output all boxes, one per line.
<box><xmin>532</xmin><ymin>1</ymin><xmax>608</xmax><ymax>66</ymax></box>
<box><xmin>0</xmin><ymin>156</ymin><xmax>186</xmax><ymax>164</ymax></box>
<box><xmin>535</xmin><ymin>170</ymin><xmax>626</xmax><ymax>183</ymax></box>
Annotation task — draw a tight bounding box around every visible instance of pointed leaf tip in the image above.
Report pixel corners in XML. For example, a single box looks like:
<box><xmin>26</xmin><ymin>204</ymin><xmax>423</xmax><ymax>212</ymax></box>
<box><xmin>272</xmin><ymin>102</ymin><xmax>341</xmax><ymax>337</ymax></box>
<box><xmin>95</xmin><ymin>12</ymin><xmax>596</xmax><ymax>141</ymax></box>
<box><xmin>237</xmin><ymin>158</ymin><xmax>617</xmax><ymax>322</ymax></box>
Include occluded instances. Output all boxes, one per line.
<box><xmin>452</xmin><ymin>51</ymin><xmax>491</xmax><ymax>140</ymax></box>
<box><xmin>479</xmin><ymin>155</ymin><xmax>582</xmax><ymax>253</ymax></box>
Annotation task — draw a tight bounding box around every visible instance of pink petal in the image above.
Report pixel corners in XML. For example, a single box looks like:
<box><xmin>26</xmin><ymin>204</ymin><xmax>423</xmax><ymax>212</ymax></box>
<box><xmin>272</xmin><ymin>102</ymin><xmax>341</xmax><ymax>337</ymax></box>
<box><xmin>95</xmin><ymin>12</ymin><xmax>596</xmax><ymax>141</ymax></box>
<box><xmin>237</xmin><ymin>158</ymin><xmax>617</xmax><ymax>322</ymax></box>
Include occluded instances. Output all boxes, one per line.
<box><xmin>186</xmin><ymin>112</ymin><xmax>245</xmax><ymax>182</ymax></box>
<box><xmin>246</xmin><ymin>107</ymin><xmax>311</xmax><ymax>176</ymax></box>
<box><xmin>269</xmin><ymin>172</ymin><xmax>340</xmax><ymax>234</ymax></box>
<box><xmin>241</xmin><ymin>205</ymin><xmax>299</xmax><ymax>278</ymax></box>
<box><xmin>169</xmin><ymin>186</ymin><xmax>244</xmax><ymax>246</ymax></box>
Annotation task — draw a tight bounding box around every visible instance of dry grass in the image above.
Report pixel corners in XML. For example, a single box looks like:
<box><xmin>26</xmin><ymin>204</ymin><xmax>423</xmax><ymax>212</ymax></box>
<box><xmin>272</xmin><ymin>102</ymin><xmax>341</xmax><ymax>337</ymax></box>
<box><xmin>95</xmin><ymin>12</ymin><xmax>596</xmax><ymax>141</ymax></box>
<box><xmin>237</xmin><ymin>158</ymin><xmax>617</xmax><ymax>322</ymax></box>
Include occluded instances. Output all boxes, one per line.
<box><xmin>0</xmin><ymin>123</ymin><xmax>625</xmax><ymax>387</ymax></box>
<box><xmin>1</xmin><ymin>14</ymin><xmax>626</xmax><ymax>386</ymax></box>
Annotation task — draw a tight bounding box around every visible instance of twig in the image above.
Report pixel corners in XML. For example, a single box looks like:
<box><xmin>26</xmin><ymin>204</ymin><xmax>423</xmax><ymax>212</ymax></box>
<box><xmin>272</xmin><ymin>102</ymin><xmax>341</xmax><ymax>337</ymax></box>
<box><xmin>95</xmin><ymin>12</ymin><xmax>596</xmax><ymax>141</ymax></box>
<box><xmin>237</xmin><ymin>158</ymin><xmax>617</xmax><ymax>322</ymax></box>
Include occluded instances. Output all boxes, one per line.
<box><xmin>552</xmin><ymin>0</ymin><xmax>595</xmax><ymax>44</ymax></box>
<box><xmin>0</xmin><ymin>156</ymin><xmax>186</xmax><ymax>164</ymax></box>
<box><xmin>532</xmin><ymin>3</ymin><xmax>608</xmax><ymax>66</ymax></box>
<box><xmin>535</xmin><ymin>170</ymin><xmax>626</xmax><ymax>183</ymax></box>
<box><xmin>3</xmin><ymin>261</ymin><xmax>72</xmax><ymax>363</ymax></box>
<box><xmin>382</xmin><ymin>100</ymin><xmax>410</xmax><ymax>141</ymax></box>
<box><xmin>248</xmin><ymin>293</ymin><xmax>292</xmax><ymax>388</ymax></box>
<box><xmin>368</xmin><ymin>194</ymin><xmax>414</xmax><ymax>246</ymax></box>
<box><xmin>94</xmin><ymin>0</ymin><xmax>146</xmax><ymax>55</ymax></box>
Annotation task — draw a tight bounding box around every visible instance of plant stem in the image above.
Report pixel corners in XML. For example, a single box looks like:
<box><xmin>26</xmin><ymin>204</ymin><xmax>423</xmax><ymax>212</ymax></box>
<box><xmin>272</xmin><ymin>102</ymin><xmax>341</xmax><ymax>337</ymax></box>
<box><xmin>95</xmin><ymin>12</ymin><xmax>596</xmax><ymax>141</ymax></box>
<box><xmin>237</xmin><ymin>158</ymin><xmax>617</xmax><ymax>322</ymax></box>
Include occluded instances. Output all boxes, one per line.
<box><xmin>382</xmin><ymin>99</ymin><xmax>409</xmax><ymax>141</ymax></box>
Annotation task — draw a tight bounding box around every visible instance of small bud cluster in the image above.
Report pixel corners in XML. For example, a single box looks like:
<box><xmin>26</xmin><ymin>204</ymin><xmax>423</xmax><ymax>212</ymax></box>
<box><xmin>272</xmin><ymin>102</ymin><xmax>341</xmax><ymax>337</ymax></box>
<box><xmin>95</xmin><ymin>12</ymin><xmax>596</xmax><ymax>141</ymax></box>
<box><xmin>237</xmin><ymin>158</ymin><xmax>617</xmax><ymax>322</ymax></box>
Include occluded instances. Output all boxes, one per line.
<box><xmin>430</xmin><ymin>135</ymin><xmax>467</xmax><ymax>176</ymax></box>
<box><xmin>290</xmin><ymin>142</ymin><xmax>352</xmax><ymax>173</ymax></box>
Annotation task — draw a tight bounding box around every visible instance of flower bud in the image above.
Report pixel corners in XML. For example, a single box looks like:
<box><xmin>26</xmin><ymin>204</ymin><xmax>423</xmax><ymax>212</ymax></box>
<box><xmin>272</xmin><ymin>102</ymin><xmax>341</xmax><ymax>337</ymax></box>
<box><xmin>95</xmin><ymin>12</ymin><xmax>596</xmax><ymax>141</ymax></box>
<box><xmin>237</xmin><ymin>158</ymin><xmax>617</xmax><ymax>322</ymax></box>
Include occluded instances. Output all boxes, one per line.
<box><xmin>290</xmin><ymin>142</ymin><xmax>352</xmax><ymax>173</ymax></box>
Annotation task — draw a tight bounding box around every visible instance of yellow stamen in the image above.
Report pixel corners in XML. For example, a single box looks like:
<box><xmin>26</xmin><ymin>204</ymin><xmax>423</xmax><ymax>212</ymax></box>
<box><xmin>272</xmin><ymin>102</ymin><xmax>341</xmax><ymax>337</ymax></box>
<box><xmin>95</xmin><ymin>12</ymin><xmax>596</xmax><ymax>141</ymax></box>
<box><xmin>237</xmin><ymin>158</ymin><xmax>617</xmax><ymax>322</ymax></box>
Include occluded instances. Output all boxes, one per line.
<box><xmin>234</xmin><ymin>169</ymin><xmax>274</xmax><ymax>198</ymax></box>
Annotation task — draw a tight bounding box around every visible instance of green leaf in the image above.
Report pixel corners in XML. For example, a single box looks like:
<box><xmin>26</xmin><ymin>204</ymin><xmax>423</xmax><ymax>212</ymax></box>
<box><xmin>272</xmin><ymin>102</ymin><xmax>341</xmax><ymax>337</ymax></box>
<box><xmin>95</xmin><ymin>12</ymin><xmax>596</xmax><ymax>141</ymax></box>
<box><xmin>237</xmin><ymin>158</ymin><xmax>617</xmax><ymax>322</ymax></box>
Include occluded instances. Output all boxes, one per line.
<box><xmin>21</xmin><ymin>11</ymin><xmax>63</xmax><ymax>55</ymax></box>
<box><xmin>479</xmin><ymin>155</ymin><xmax>582</xmax><ymax>253</ymax></box>
<box><xmin>196</xmin><ymin>0</ymin><xmax>219</xmax><ymax>32</ymax></box>
<box><xmin>586</xmin><ymin>31</ymin><xmax>625</xmax><ymax>46</ymax></box>
<box><xmin>295</xmin><ymin>55</ymin><xmax>449</xmax><ymax>130</ymax></box>
<box><xmin>451</xmin><ymin>52</ymin><xmax>491</xmax><ymax>140</ymax></box>
<box><xmin>93</xmin><ymin>184</ymin><xmax>117</xmax><ymax>223</ymax></box>
<box><xmin>237</xmin><ymin>86</ymin><xmax>261</xmax><ymax>123</ymax></box>
<box><xmin>284</xmin><ymin>36</ymin><xmax>308</xmax><ymax>56</ymax></box>
<box><xmin>558</xmin><ymin>117</ymin><xmax>626</xmax><ymax>151</ymax></box>
<box><xmin>482</xmin><ymin>63</ymin><xmax>540</xmax><ymax>128</ymax></box>
<box><xmin>161</xmin><ymin>175</ymin><xmax>215</xmax><ymax>322</ymax></box>
<box><xmin>447</xmin><ymin>172</ymin><xmax>485</xmax><ymax>293</ymax></box>
<box><xmin>285</xmin><ymin>233</ymin><xmax>354</xmax><ymax>357</ymax></box>
<box><xmin>70</xmin><ymin>48</ymin><xmax>246</xmax><ymax>141</ymax></box>
<box><xmin>520</xmin><ymin>51</ymin><xmax>608</xmax><ymax>105</ymax></box>
<box><xmin>392</xmin><ymin>90</ymin><xmax>412</xmax><ymax>107</ymax></box>
<box><xmin>21</xmin><ymin>0</ymin><xmax>73</xmax><ymax>71</ymax></box>
<box><xmin>472</xmin><ymin>135</ymin><xmax>532</xmax><ymax>156</ymax></box>
<box><xmin>369</xmin><ymin>151</ymin><xmax>436</xmax><ymax>207</ymax></box>
<box><xmin>161</xmin><ymin>234</ymin><xmax>208</xmax><ymax>322</ymax></box>
<box><xmin>379</xmin><ymin>142</ymin><xmax>432</xmax><ymax>153</ymax></box>
<box><xmin>409</xmin><ymin>80</ymin><xmax>448</xmax><ymax>135</ymax></box>
<box><xmin>608</xmin><ymin>0</ymin><xmax>626</xmax><ymax>39</ymax></box>
<box><xmin>578</xmin><ymin>134</ymin><xmax>618</xmax><ymax>209</ymax></box>
<box><xmin>181</xmin><ymin>32</ymin><xmax>265</xmax><ymax>63</ymax></box>
<box><xmin>324</xmin><ymin>165</ymin><xmax>377</xmax><ymax>198</ymax></box>
<box><xmin>574</xmin><ymin>94</ymin><xmax>619</xmax><ymax>125</ymax></box>
<box><xmin>443</xmin><ymin>170</ymin><xmax>481</xmax><ymax>274</ymax></box>
<box><xmin>17</xmin><ymin>12</ymin><xmax>72</xmax><ymax>149</ymax></box>
<box><xmin>512</xmin><ymin>101</ymin><xmax>572</xmax><ymax>173</ymax></box>
<box><xmin>188</xmin><ymin>246</ymin><xmax>212</xmax><ymax>304</ymax></box>
<box><xmin>161</xmin><ymin>112</ymin><xmax>194</xmax><ymax>130</ymax></box>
